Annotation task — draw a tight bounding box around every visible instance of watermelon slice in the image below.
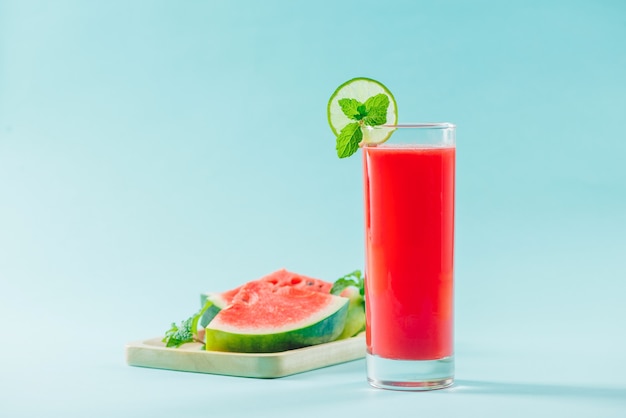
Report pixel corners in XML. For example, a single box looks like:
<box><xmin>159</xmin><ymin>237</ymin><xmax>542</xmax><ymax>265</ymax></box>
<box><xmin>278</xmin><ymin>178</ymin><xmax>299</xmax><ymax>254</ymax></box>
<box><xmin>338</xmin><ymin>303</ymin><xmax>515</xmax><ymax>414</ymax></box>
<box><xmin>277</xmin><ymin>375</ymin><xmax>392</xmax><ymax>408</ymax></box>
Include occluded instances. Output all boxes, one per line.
<box><xmin>200</xmin><ymin>269</ymin><xmax>333</xmax><ymax>327</ymax></box>
<box><xmin>205</xmin><ymin>279</ymin><xmax>349</xmax><ymax>353</ymax></box>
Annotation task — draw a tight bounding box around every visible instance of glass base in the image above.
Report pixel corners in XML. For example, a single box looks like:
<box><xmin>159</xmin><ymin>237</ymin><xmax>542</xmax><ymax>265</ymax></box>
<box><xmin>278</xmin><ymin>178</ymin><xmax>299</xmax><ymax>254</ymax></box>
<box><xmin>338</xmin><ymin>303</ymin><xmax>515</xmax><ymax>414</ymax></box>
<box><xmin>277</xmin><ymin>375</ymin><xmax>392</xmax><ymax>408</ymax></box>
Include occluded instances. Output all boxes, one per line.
<box><xmin>366</xmin><ymin>353</ymin><xmax>454</xmax><ymax>391</ymax></box>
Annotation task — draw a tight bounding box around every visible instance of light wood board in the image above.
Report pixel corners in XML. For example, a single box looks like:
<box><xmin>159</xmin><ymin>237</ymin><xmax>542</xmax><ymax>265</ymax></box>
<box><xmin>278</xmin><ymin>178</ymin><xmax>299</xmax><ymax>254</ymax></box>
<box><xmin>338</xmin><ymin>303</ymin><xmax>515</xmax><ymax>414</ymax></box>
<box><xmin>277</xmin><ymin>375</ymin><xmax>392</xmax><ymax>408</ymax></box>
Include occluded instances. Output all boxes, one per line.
<box><xmin>125</xmin><ymin>334</ymin><xmax>366</xmax><ymax>378</ymax></box>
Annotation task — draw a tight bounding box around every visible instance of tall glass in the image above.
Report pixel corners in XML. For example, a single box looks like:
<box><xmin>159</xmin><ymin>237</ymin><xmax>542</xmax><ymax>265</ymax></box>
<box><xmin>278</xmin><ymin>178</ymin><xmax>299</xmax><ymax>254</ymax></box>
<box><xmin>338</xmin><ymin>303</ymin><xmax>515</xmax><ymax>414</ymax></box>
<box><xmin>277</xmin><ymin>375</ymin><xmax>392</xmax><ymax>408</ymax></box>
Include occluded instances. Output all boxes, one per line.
<box><xmin>363</xmin><ymin>123</ymin><xmax>456</xmax><ymax>391</ymax></box>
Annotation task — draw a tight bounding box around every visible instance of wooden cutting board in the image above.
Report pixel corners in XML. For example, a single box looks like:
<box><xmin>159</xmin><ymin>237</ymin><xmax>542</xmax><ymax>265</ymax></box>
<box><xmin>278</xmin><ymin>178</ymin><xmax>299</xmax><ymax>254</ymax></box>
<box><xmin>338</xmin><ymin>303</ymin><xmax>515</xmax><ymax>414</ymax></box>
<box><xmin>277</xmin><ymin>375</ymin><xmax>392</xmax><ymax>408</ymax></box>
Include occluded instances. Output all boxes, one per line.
<box><xmin>125</xmin><ymin>334</ymin><xmax>366</xmax><ymax>378</ymax></box>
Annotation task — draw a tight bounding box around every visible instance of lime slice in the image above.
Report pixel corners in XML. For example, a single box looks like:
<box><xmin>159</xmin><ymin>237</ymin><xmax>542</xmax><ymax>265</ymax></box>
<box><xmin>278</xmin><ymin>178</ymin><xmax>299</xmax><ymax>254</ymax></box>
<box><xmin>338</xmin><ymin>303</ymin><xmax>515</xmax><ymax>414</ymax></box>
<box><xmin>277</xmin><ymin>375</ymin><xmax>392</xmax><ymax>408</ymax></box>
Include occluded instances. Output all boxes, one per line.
<box><xmin>327</xmin><ymin>77</ymin><xmax>398</xmax><ymax>145</ymax></box>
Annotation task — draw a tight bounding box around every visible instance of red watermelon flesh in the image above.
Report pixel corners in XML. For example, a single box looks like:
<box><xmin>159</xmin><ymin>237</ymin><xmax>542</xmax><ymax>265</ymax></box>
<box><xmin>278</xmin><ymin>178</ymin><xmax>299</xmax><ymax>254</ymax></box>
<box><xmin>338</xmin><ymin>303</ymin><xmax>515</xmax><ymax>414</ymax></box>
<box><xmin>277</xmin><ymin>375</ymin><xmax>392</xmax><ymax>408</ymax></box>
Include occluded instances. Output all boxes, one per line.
<box><xmin>221</xmin><ymin>280</ymin><xmax>337</xmax><ymax>329</ymax></box>
<box><xmin>200</xmin><ymin>269</ymin><xmax>334</xmax><ymax>328</ymax></box>
<box><xmin>213</xmin><ymin>269</ymin><xmax>332</xmax><ymax>306</ymax></box>
<box><xmin>260</xmin><ymin>269</ymin><xmax>333</xmax><ymax>293</ymax></box>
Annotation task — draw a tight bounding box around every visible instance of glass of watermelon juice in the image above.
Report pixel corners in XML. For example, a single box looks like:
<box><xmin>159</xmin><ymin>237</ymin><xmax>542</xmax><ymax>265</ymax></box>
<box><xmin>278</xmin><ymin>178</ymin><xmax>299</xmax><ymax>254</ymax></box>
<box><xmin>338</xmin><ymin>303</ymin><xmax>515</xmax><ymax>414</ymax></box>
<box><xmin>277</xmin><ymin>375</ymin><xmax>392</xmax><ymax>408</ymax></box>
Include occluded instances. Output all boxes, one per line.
<box><xmin>363</xmin><ymin>123</ymin><xmax>456</xmax><ymax>390</ymax></box>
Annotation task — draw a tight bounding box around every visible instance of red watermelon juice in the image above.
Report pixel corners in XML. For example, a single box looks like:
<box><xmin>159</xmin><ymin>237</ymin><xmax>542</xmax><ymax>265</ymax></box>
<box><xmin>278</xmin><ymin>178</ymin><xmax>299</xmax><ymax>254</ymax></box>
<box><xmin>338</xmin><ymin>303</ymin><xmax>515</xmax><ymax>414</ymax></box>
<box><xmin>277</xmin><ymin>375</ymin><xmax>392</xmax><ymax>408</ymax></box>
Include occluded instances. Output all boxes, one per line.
<box><xmin>363</xmin><ymin>124</ymin><xmax>455</xmax><ymax>390</ymax></box>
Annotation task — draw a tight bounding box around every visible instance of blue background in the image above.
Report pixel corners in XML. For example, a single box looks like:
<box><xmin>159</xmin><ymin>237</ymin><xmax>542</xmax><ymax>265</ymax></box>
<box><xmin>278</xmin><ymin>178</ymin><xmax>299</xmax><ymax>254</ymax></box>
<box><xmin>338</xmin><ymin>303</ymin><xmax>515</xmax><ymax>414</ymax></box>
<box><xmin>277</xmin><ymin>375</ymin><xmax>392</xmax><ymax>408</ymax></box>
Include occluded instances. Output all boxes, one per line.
<box><xmin>1</xmin><ymin>1</ymin><xmax>625</xmax><ymax>417</ymax></box>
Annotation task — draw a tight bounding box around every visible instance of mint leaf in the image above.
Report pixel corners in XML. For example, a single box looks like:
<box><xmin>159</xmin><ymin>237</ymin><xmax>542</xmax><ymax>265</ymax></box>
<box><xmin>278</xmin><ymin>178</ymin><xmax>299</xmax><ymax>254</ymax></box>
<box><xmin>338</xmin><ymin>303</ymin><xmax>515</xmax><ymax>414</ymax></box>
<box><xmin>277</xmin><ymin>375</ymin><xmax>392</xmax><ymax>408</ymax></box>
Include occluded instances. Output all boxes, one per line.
<box><xmin>364</xmin><ymin>93</ymin><xmax>389</xmax><ymax>111</ymax></box>
<box><xmin>363</xmin><ymin>94</ymin><xmax>389</xmax><ymax>126</ymax></box>
<box><xmin>356</xmin><ymin>104</ymin><xmax>368</xmax><ymax>120</ymax></box>
<box><xmin>331</xmin><ymin>270</ymin><xmax>364</xmax><ymax>297</ymax></box>
<box><xmin>336</xmin><ymin>122</ymin><xmax>362</xmax><ymax>158</ymax></box>
<box><xmin>338</xmin><ymin>98</ymin><xmax>363</xmax><ymax>120</ymax></box>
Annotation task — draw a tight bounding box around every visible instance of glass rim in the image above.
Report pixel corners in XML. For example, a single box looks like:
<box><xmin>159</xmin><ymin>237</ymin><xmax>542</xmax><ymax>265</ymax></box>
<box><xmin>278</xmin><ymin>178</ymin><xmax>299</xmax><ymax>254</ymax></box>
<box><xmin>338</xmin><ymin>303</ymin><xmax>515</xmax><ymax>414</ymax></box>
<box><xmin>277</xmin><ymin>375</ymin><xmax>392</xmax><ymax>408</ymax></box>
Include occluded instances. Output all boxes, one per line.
<box><xmin>381</xmin><ymin>122</ymin><xmax>456</xmax><ymax>129</ymax></box>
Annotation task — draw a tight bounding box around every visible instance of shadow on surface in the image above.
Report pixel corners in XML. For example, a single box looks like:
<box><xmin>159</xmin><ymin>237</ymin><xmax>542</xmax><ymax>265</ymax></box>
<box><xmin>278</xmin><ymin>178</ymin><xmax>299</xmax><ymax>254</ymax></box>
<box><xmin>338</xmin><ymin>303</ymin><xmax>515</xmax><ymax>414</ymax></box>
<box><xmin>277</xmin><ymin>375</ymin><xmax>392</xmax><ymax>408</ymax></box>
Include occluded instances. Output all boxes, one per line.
<box><xmin>451</xmin><ymin>379</ymin><xmax>626</xmax><ymax>402</ymax></box>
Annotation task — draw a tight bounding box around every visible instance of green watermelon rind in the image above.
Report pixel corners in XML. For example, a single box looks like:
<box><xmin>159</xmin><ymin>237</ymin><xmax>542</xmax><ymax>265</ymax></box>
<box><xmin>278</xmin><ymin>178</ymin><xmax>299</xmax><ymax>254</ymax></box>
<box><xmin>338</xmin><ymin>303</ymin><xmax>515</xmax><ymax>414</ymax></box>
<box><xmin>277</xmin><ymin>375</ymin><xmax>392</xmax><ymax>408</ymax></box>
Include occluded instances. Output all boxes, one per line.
<box><xmin>205</xmin><ymin>297</ymin><xmax>349</xmax><ymax>353</ymax></box>
<box><xmin>336</xmin><ymin>286</ymin><xmax>366</xmax><ymax>340</ymax></box>
<box><xmin>199</xmin><ymin>292</ymin><xmax>228</xmax><ymax>327</ymax></box>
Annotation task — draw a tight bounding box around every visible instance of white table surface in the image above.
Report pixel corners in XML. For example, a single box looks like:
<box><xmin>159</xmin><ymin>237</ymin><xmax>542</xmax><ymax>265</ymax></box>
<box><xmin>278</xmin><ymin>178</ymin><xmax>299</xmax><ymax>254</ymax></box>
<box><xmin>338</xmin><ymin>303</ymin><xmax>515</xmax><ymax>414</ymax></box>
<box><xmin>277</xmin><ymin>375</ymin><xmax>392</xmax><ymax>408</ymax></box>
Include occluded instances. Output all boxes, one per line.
<box><xmin>2</xmin><ymin>327</ymin><xmax>625</xmax><ymax>418</ymax></box>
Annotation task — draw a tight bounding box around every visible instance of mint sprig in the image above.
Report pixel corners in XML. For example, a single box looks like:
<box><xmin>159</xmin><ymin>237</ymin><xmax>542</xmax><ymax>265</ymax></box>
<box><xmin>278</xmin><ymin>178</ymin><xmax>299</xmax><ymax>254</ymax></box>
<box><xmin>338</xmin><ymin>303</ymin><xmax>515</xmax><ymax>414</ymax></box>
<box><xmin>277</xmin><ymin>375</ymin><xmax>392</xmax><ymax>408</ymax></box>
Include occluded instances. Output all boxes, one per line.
<box><xmin>335</xmin><ymin>94</ymin><xmax>389</xmax><ymax>158</ymax></box>
<box><xmin>162</xmin><ymin>299</ymin><xmax>213</xmax><ymax>348</ymax></box>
